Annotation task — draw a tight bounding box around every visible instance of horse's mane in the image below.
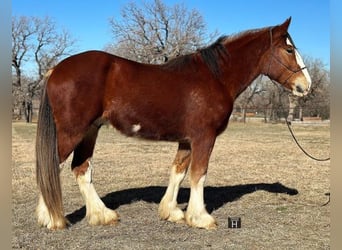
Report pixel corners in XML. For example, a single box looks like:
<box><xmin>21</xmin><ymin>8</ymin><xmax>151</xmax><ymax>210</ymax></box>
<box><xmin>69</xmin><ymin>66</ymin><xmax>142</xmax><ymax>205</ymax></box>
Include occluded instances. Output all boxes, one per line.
<box><xmin>198</xmin><ymin>36</ymin><xmax>229</xmax><ymax>77</ymax></box>
<box><xmin>162</xmin><ymin>27</ymin><xmax>268</xmax><ymax>78</ymax></box>
<box><xmin>162</xmin><ymin>36</ymin><xmax>229</xmax><ymax>77</ymax></box>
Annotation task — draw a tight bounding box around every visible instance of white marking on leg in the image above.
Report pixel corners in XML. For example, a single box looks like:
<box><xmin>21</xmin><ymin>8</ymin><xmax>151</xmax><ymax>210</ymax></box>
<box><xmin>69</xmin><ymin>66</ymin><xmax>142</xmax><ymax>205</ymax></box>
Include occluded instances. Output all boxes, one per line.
<box><xmin>188</xmin><ymin>175</ymin><xmax>206</xmax><ymax>213</ymax></box>
<box><xmin>159</xmin><ymin>164</ymin><xmax>186</xmax><ymax>222</ymax></box>
<box><xmin>36</xmin><ymin>194</ymin><xmax>52</xmax><ymax>227</ymax></box>
<box><xmin>132</xmin><ymin>124</ymin><xmax>141</xmax><ymax>133</ymax></box>
<box><xmin>186</xmin><ymin>174</ymin><xmax>217</xmax><ymax>229</ymax></box>
<box><xmin>76</xmin><ymin>160</ymin><xmax>118</xmax><ymax>225</ymax></box>
<box><xmin>36</xmin><ymin>194</ymin><xmax>68</xmax><ymax>229</ymax></box>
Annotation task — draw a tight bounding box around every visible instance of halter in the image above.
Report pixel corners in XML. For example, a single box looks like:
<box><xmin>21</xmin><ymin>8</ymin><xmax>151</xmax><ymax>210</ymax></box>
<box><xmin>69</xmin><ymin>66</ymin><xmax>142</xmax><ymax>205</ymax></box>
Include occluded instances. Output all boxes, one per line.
<box><xmin>266</xmin><ymin>27</ymin><xmax>307</xmax><ymax>86</ymax></box>
<box><xmin>266</xmin><ymin>28</ymin><xmax>330</xmax><ymax>162</ymax></box>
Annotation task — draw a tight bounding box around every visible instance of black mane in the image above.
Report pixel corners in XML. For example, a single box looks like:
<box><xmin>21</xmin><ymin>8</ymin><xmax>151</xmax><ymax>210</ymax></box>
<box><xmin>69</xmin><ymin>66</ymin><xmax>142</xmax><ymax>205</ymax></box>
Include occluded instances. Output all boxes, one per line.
<box><xmin>162</xmin><ymin>27</ymin><xmax>268</xmax><ymax>78</ymax></box>
<box><xmin>162</xmin><ymin>36</ymin><xmax>230</xmax><ymax>78</ymax></box>
<box><xmin>198</xmin><ymin>36</ymin><xmax>230</xmax><ymax>77</ymax></box>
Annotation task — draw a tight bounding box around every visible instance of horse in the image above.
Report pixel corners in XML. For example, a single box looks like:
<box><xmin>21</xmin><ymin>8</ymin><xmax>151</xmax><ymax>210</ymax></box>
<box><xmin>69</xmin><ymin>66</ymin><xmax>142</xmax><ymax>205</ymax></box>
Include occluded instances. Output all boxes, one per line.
<box><xmin>35</xmin><ymin>17</ymin><xmax>311</xmax><ymax>230</ymax></box>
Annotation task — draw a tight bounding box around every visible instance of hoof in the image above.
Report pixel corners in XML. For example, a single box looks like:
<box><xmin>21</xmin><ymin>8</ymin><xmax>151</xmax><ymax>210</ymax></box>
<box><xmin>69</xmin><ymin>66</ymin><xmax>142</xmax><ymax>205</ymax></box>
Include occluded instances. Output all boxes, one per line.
<box><xmin>37</xmin><ymin>213</ymin><xmax>69</xmax><ymax>230</ymax></box>
<box><xmin>87</xmin><ymin>208</ymin><xmax>120</xmax><ymax>226</ymax></box>
<box><xmin>185</xmin><ymin>212</ymin><xmax>217</xmax><ymax>230</ymax></box>
<box><xmin>36</xmin><ymin>200</ymin><xmax>69</xmax><ymax>230</ymax></box>
<box><xmin>159</xmin><ymin>202</ymin><xmax>185</xmax><ymax>223</ymax></box>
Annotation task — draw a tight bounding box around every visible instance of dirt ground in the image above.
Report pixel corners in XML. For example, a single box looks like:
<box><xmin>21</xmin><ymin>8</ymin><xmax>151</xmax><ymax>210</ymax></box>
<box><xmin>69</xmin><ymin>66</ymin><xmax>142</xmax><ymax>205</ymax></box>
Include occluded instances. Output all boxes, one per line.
<box><xmin>12</xmin><ymin>121</ymin><xmax>330</xmax><ymax>249</ymax></box>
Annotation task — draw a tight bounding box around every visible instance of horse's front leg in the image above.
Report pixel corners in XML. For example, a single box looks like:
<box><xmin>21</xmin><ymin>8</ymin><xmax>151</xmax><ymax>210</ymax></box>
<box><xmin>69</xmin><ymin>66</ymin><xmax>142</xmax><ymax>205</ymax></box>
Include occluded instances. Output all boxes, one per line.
<box><xmin>159</xmin><ymin>142</ymin><xmax>191</xmax><ymax>223</ymax></box>
<box><xmin>185</xmin><ymin>134</ymin><xmax>217</xmax><ymax>229</ymax></box>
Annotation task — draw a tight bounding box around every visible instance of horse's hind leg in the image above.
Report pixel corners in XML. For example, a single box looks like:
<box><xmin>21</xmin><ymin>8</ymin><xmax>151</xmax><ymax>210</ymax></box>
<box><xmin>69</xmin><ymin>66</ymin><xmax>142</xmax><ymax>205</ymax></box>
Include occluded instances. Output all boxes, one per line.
<box><xmin>159</xmin><ymin>142</ymin><xmax>191</xmax><ymax>223</ymax></box>
<box><xmin>72</xmin><ymin>125</ymin><xmax>119</xmax><ymax>226</ymax></box>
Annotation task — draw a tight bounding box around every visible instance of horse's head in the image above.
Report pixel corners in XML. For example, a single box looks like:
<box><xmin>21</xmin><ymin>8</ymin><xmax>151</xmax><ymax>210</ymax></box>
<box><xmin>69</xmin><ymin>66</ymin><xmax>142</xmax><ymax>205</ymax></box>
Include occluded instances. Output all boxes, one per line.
<box><xmin>265</xmin><ymin>17</ymin><xmax>311</xmax><ymax>97</ymax></box>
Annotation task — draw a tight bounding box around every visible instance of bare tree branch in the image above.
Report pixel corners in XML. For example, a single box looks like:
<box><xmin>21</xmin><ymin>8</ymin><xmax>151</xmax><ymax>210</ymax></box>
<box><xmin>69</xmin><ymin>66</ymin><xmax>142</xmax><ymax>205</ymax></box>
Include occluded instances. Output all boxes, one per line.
<box><xmin>235</xmin><ymin>57</ymin><xmax>330</xmax><ymax>122</ymax></box>
<box><xmin>12</xmin><ymin>15</ymin><xmax>76</xmax><ymax>122</ymax></box>
<box><xmin>107</xmin><ymin>0</ymin><xmax>214</xmax><ymax>64</ymax></box>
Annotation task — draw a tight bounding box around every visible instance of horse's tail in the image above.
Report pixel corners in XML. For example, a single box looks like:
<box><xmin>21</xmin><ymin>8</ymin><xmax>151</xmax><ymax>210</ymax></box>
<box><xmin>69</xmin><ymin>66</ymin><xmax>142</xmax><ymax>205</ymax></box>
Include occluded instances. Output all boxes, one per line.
<box><xmin>36</xmin><ymin>70</ymin><xmax>64</xmax><ymax>227</ymax></box>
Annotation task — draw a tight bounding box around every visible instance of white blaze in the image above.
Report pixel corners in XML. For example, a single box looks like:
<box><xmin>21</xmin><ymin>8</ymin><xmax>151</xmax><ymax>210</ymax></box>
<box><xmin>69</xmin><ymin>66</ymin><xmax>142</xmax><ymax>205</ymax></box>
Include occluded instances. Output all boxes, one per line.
<box><xmin>286</xmin><ymin>38</ymin><xmax>312</xmax><ymax>89</ymax></box>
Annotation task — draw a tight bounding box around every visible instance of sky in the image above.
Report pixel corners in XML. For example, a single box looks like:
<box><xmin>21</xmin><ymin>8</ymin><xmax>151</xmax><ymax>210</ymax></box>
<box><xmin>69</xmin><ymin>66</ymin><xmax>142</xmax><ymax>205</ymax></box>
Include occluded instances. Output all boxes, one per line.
<box><xmin>12</xmin><ymin>0</ymin><xmax>330</xmax><ymax>69</ymax></box>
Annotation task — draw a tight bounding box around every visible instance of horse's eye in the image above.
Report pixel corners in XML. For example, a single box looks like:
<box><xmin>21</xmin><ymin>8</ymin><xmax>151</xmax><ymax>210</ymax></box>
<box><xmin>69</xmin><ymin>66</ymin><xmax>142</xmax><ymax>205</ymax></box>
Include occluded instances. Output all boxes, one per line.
<box><xmin>286</xmin><ymin>47</ymin><xmax>294</xmax><ymax>54</ymax></box>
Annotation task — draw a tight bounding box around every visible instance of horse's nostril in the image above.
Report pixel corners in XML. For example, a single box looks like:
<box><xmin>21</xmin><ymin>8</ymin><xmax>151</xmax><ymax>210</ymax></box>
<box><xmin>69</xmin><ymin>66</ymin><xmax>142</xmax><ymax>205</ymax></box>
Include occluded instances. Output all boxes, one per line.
<box><xmin>296</xmin><ymin>85</ymin><xmax>304</xmax><ymax>93</ymax></box>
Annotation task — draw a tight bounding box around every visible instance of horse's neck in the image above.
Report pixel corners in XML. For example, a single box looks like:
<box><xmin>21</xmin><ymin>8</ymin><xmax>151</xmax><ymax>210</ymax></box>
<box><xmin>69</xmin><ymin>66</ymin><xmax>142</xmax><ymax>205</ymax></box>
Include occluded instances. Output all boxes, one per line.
<box><xmin>221</xmin><ymin>31</ymin><xmax>270</xmax><ymax>99</ymax></box>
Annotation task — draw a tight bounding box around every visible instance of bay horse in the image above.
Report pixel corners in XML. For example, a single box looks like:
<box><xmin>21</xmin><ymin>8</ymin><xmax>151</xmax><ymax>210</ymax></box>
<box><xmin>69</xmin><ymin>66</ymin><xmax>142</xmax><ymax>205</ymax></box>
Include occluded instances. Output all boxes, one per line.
<box><xmin>36</xmin><ymin>17</ymin><xmax>311</xmax><ymax>230</ymax></box>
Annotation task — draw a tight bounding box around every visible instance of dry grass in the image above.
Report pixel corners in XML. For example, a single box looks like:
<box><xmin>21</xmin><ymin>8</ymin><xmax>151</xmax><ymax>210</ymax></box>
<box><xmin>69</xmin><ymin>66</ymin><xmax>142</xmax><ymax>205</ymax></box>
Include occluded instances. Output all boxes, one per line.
<box><xmin>12</xmin><ymin>121</ymin><xmax>330</xmax><ymax>249</ymax></box>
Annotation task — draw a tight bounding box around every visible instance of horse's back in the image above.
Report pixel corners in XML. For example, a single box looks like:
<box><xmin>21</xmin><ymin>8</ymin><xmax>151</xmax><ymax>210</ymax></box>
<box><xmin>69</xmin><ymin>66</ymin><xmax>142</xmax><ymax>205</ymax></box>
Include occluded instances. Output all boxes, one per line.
<box><xmin>50</xmin><ymin>50</ymin><xmax>116</xmax><ymax>82</ymax></box>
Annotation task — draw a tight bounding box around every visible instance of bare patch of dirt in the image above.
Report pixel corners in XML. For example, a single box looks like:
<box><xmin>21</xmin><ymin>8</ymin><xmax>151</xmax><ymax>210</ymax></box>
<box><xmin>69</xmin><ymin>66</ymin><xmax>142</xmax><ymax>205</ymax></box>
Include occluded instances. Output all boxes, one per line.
<box><xmin>12</xmin><ymin>122</ymin><xmax>330</xmax><ymax>249</ymax></box>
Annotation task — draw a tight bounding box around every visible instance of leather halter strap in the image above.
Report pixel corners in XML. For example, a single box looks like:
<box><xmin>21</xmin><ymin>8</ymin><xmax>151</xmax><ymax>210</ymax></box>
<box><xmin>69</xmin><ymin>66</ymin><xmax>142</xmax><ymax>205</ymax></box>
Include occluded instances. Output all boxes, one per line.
<box><xmin>266</xmin><ymin>28</ymin><xmax>307</xmax><ymax>85</ymax></box>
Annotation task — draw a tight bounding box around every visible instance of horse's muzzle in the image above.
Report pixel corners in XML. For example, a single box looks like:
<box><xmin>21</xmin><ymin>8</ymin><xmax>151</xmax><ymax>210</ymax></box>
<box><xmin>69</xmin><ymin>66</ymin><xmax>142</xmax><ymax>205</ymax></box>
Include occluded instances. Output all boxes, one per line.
<box><xmin>292</xmin><ymin>82</ymin><xmax>310</xmax><ymax>97</ymax></box>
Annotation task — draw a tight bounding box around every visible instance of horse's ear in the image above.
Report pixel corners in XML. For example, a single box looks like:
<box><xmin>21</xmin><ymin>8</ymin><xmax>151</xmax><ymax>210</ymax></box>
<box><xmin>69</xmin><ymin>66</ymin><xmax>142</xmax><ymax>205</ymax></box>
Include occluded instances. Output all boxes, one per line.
<box><xmin>281</xmin><ymin>17</ymin><xmax>292</xmax><ymax>31</ymax></box>
<box><xmin>273</xmin><ymin>17</ymin><xmax>292</xmax><ymax>37</ymax></box>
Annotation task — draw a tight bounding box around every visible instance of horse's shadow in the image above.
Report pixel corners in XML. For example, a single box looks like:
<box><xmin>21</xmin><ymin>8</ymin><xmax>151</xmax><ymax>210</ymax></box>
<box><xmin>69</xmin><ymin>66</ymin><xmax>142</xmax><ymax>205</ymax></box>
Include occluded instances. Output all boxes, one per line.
<box><xmin>66</xmin><ymin>182</ymin><xmax>298</xmax><ymax>225</ymax></box>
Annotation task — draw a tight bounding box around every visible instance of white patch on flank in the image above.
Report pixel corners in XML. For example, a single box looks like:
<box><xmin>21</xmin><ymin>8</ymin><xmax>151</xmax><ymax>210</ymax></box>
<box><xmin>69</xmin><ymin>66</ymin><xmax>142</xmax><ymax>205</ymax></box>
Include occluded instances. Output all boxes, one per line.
<box><xmin>286</xmin><ymin>38</ymin><xmax>312</xmax><ymax>89</ymax></box>
<box><xmin>132</xmin><ymin>124</ymin><xmax>141</xmax><ymax>133</ymax></box>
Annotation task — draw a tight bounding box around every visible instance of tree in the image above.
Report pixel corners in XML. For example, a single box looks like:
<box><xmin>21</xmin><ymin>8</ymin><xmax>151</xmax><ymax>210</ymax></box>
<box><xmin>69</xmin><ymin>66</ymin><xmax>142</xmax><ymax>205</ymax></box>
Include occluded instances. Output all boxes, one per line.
<box><xmin>295</xmin><ymin>57</ymin><xmax>330</xmax><ymax>120</ymax></box>
<box><xmin>107</xmin><ymin>0</ymin><xmax>215</xmax><ymax>64</ymax></box>
<box><xmin>234</xmin><ymin>57</ymin><xmax>330</xmax><ymax>122</ymax></box>
<box><xmin>12</xmin><ymin>16</ymin><xmax>75</xmax><ymax>122</ymax></box>
<box><xmin>234</xmin><ymin>77</ymin><xmax>266</xmax><ymax>123</ymax></box>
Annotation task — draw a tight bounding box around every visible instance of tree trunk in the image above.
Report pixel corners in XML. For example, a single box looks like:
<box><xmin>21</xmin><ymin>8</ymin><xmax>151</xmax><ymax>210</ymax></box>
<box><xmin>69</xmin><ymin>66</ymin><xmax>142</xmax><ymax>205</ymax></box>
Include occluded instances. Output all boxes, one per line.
<box><xmin>299</xmin><ymin>107</ymin><xmax>303</xmax><ymax>121</ymax></box>
<box><xmin>23</xmin><ymin>100</ymin><xmax>33</xmax><ymax>123</ymax></box>
<box><xmin>242</xmin><ymin>108</ymin><xmax>246</xmax><ymax>123</ymax></box>
<box><xmin>287</xmin><ymin>95</ymin><xmax>298</xmax><ymax>122</ymax></box>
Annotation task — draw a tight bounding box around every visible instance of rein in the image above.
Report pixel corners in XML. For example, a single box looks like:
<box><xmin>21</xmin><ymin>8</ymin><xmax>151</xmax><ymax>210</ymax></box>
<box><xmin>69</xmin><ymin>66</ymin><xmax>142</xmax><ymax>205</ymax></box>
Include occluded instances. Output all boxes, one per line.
<box><xmin>266</xmin><ymin>28</ymin><xmax>330</xmax><ymax>162</ymax></box>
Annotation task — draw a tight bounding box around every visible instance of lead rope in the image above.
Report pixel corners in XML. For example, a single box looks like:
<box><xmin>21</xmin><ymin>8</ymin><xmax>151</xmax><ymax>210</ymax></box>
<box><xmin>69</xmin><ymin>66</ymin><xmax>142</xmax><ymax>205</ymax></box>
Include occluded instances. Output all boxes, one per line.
<box><xmin>268</xmin><ymin>78</ymin><xmax>330</xmax><ymax>162</ymax></box>
<box><xmin>283</xmin><ymin>103</ymin><xmax>330</xmax><ymax>206</ymax></box>
<box><xmin>265</xmin><ymin>28</ymin><xmax>330</xmax><ymax>207</ymax></box>
<box><xmin>285</xmin><ymin>119</ymin><xmax>330</xmax><ymax>161</ymax></box>
<box><xmin>287</xmin><ymin>118</ymin><xmax>331</xmax><ymax>206</ymax></box>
